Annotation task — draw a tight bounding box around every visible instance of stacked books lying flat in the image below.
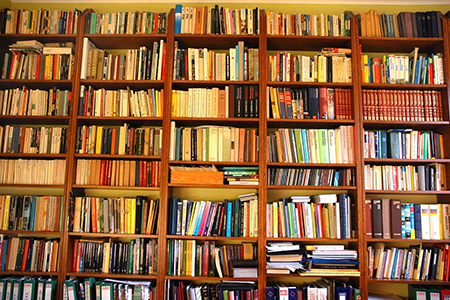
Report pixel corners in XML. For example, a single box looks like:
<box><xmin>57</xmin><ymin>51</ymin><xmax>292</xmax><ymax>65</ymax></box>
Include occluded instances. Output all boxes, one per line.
<box><xmin>168</xmin><ymin>193</ymin><xmax>258</xmax><ymax>237</ymax></box>
<box><xmin>166</xmin><ymin>240</ymin><xmax>256</xmax><ymax>278</ymax></box>
<box><xmin>166</xmin><ymin>280</ymin><xmax>258</xmax><ymax>300</ymax></box>
<box><xmin>266</xmin><ymin>242</ymin><xmax>360</xmax><ymax>276</ymax></box>
<box><xmin>366</xmin><ymin>199</ymin><xmax>450</xmax><ymax>240</ymax></box>
<box><xmin>0</xmin><ymin>277</ymin><xmax>57</xmax><ymax>300</ymax></box>
<box><xmin>64</xmin><ymin>278</ymin><xmax>156</xmax><ymax>300</ymax></box>
<box><xmin>266</xmin><ymin>242</ymin><xmax>307</xmax><ymax>275</ymax></box>
<box><xmin>267</xmin><ymin>278</ymin><xmax>360</xmax><ymax>300</ymax></box>
<box><xmin>305</xmin><ymin>244</ymin><xmax>360</xmax><ymax>276</ymax></box>
<box><xmin>368</xmin><ymin>243</ymin><xmax>449</xmax><ymax>281</ymax></box>
<box><xmin>72</xmin><ymin>238</ymin><xmax>157</xmax><ymax>275</ymax></box>
<box><xmin>224</xmin><ymin>167</ymin><xmax>259</xmax><ymax>186</ymax></box>
<box><xmin>266</xmin><ymin>194</ymin><xmax>355</xmax><ymax>239</ymax></box>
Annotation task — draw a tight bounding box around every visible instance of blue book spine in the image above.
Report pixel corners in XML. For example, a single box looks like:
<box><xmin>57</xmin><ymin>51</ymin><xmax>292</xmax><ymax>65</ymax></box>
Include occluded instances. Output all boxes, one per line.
<box><xmin>174</xmin><ymin>5</ymin><xmax>182</xmax><ymax>34</ymax></box>
<box><xmin>410</xmin><ymin>203</ymin><xmax>415</xmax><ymax>238</ymax></box>
<box><xmin>374</xmin><ymin>130</ymin><xmax>380</xmax><ymax>158</ymax></box>
<box><xmin>235</xmin><ymin>45</ymin><xmax>239</xmax><ymax>80</ymax></box>
<box><xmin>390</xmin><ymin>248</ymin><xmax>399</xmax><ymax>278</ymax></box>
<box><xmin>401</xmin><ymin>204</ymin><xmax>406</xmax><ymax>238</ymax></box>
<box><xmin>334</xmin><ymin>171</ymin><xmax>339</xmax><ymax>186</ymax></box>
<box><xmin>307</xmin><ymin>87</ymin><xmax>319</xmax><ymax>119</ymax></box>
<box><xmin>301</xmin><ymin>129</ymin><xmax>310</xmax><ymax>163</ymax></box>
<box><xmin>226</xmin><ymin>202</ymin><xmax>232</xmax><ymax>237</ymax></box>
<box><xmin>338</xmin><ymin>194</ymin><xmax>348</xmax><ymax>238</ymax></box>
<box><xmin>266</xmin><ymin>286</ymin><xmax>275</xmax><ymax>300</ymax></box>
<box><xmin>1</xmin><ymin>240</ymin><xmax>8</xmax><ymax>270</ymax></box>
<box><xmin>193</xmin><ymin>202</ymin><xmax>205</xmax><ymax>236</ymax></box>
<box><xmin>282</xmin><ymin>198</ymin><xmax>290</xmax><ymax>238</ymax></box>
<box><xmin>380</xmin><ymin>130</ymin><xmax>388</xmax><ymax>158</ymax></box>
<box><xmin>414</xmin><ymin>203</ymin><xmax>422</xmax><ymax>239</ymax></box>
<box><xmin>30</xmin><ymin>196</ymin><xmax>37</xmax><ymax>231</ymax></box>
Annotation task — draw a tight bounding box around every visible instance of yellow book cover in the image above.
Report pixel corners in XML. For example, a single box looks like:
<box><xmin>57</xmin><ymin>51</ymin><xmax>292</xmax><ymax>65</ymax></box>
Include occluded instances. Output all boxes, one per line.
<box><xmin>278</xmin><ymin>200</ymin><xmax>286</xmax><ymax>237</ymax></box>
<box><xmin>273</xmin><ymin>202</ymin><xmax>279</xmax><ymax>238</ymax></box>
<box><xmin>270</xmin><ymin>86</ymin><xmax>280</xmax><ymax>118</ymax></box>
<box><xmin>172</xmin><ymin>90</ymin><xmax>177</xmax><ymax>117</ymax></box>
<box><xmin>187</xmin><ymin>202</ymin><xmax>197</xmax><ymax>235</ymax></box>
<box><xmin>310</xmin><ymin>203</ymin><xmax>317</xmax><ymax>238</ymax></box>
<box><xmin>131</xmin><ymin>197</ymin><xmax>136</xmax><ymax>235</ymax></box>
<box><xmin>2</xmin><ymin>195</ymin><xmax>10</xmax><ymax>230</ymax></box>
<box><xmin>95</xmin><ymin>126</ymin><xmax>103</xmax><ymax>154</ymax></box>
<box><xmin>72</xmin><ymin>197</ymin><xmax>82</xmax><ymax>232</ymax></box>
<box><xmin>119</xmin><ymin>197</ymin><xmax>125</xmax><ymax>234</ymax></box>
<box><xmin>103</xmin><ymin>241</ymin><xmax>110</xmax><ymax>272</ymax></box>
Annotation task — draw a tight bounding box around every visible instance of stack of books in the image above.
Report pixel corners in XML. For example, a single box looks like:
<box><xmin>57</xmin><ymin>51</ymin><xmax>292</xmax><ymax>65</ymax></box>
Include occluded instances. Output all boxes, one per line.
<box><xmin>305</xmin><ymin>244</ymin><xmax>360</xmax><ymax>276</ymax></box>
<box><xmin>231</xmin><ymin>259</ymin><xmax>258</xmax><ymax>278</ymax></box>
<box><xmin>266</xmin><ymin>242</ymin><xmax>307</xmax><ymax>275</ymax></box>
<box><xmin>223</xmin><ymin>166</ymin><xmax>259</xmax><ymax>185</ymax></box>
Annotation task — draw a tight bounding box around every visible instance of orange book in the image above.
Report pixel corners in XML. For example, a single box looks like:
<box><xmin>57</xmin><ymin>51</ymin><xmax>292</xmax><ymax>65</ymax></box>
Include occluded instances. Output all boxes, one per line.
<box><xmin>238</xmin><ymin>128</ymin><xmax>246</xmax><ymax>162</ymax></box>
<box><xmin>130</xmin><ymin>161</ymin><xmax>136</xmax><ymax>187</ymax></box>
<box><xmin>21</xmin><ymin>239</ymin><xmax>30</xmax><ymax>271</ymax></box>
<box><xmin>124</xmin><ymin>161</ymin><xmax>130</xmax><ymax>186</ymax></box>
<box><xmin>50</xmin><ymin>240</ymin><xmax>58</xmax><ymax>271</ymax></box>
<box><xmin>110</xmin><ymin>128</ymin><xmax>117</xmax><ymax>155</ymax></box>
<box><xmin>54</xmin><ymin>196</ymin><xmax>62</xmax><ymax>232</ymax></box>
<box><xmin>111</xmin><ymin>160</ymin><xmax>117</xmax><ymax>186</ymax></box>
<box><xmin>194</xmin><ymin>7</ymin><xmax>203</xmax><ymax>34</ymax></box>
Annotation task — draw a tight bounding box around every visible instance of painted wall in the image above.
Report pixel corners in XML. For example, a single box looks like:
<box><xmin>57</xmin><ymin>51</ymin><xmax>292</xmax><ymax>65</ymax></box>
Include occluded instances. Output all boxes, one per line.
<box><xmin>8</xmin><ymin>2</ymin><xmax>450</xmax><ymax>15</ymax></box>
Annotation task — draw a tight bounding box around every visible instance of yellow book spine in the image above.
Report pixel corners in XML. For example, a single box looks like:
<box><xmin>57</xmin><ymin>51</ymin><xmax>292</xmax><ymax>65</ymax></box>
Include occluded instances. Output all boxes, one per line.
<box><xmin>172</xmin><ymin>90</ymin><xmax>177</xmax><ymax>117</ymax></box>
<box><xmin>310</xmin><ymin>203</ymin><xmax>317</xmax><ymax>238</ymax></box>
<box><xmin>273</xmin><ymin>202</ymin><xmax>278</xmax><ymax>238</ymax></box>
<box><xmin>278</xmin><ymin>201</ymin><xmax>286</xmax><ymax>237</ymax></box>
<box><xmin>131</xmin><ymin>197</ymin><xmax>136</xmax><ymax>234</ymax></box>
<box><xmin>2</xmin><ymin>196</ymin><xmax>10</xmax><ymax>230</ymax></box>
<box><xmin>95</xmin><ymin>126</ymin><xmax>103</xmax><ymax>154</ymax></box>
<box><xmin>119</xmin><ymin>197</ymin><xmax>125</xmax><ymax>234</ymax></box>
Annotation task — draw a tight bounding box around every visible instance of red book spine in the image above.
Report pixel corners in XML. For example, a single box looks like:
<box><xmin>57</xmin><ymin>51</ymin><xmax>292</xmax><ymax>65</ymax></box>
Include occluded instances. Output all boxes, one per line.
<box><xmin>21</xmin><ymin>239</ymin><xmax>30</xmax><ymax>271</ymax></box>
<box><xmin>319</xmin><ymin>87</ymin><xmax>328</xmax><ymax>119</ymax></box>
<box><xmin>138</xmin><ymin>161</ymin><xmax>143</xmax><ymax>187</ymax></box>
<box><xmin>161</xmin><ymin>43</ymin><xmax>166</xmax><ymax>80</ymax></box>
<box><xmin>99</xmin><ymin>160</ymin><xmax>106</xmax><ymax>185</ymax></box>
<box><xmin>91</xmin><ymin>198</ymin><xmax>97</xmax><ymax>233</ymax></box>
<box><xmin>142</xmin><ymin>161</ymin><xmax>148</xmax><ymax>187</ymax></box>
<box><xmin>72</xmin><ymin>239</ymin><xmax>79</xmax><ymax>271</ymax></box>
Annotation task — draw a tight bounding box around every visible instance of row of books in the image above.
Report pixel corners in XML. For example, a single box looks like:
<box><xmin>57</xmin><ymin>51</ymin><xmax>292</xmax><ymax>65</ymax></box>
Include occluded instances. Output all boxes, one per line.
<box><xmin>76</xmin><ymin>125</ymin><xmax>162</xmax><ymax>156</ymax></box>
<box><xmin>0</xmin><ymin>237</ymin><xmax>59</xmax><ymax>272</ymax></box>
<box><xmin>363</xmin><ymin>129</ymin><xmax>444</xmax><ymax>160</ymax></box>
<box><xmin>1</xmin><ymin>8</ymin><xmax>80</xmax><ymax>34</ymax></box>
<box><xmin>1</xmin><ymin>87</ymin><xmax>71</xmax><ymax>117</ymax></box>
<box><xmin>165</xmin><ymin>281</ymin><xmax>257</xmax><ymax>300</ymax></box>
<box><xmin>267</xmin><ymin>126</ymin><xmax>355</xmax><ymax>164</ymax></box>
<box><xmin>369</xmin><ymin>243</ymin><xmax>446</xmax><ymax>281</ymax></box>
<box><xmin>409</xmin><ymin>285</ymin><xmax>450</xmax><ymax>299</ymax></box>
<box><xmin>172</xmin><ymin>85</ymin><xmax>259</xmax><ymax>119</ymax></box>
<box><xmin>266</xmin><ymin>194</ymin><xmax>354</xmax><ymax>239</ymax></box>
<box><xmin>268</xmin><ymin>86</ymin><xmax>352</xmax><ymax>120</ymax></box>
<box><xmin>173</xmin><ymin>43</ymin><xmax>259</xmax><ymax>82</ymax></box>
<box><xmin>167</xmin><ymin>240</ymin><xmax>256</xmax><ymax>277</ymax></box>
<box><xmin>169</xmin><ymin>124</ymin><xmax>259</xmax><ymax>163</ymax></box>
<box><xmin>78</xmin><ymin>86</ymin><xmax>163</xmax><ymax>117</ymax></box>
<box><xmin>268</xmin><ymin>51</ymin><xmax>352</xmax><ymax>83</ymax></box>
<box><xmin>82</xmin><ymin>39</ymin><xmax>166</xmax><ymax>81</ymax></box>
<box><xmin>2</xmin><ymin>52</ymin><xmax>73</xmax><ymax>80</ymax></box>
<box><xmin>84</xmin><ymin>11</ymin><xmax>167</xmax><ymax>34</ymax></box>
<box><xmin>267</xmin><ymin>167</ymin><xmax>355</xmax><ymax>187</ymax></box>
<box><xmin>357</xmin><ymin>10</ymin><xmax>443</xmax><ymax>38</ymax></box>
<box><xmin>1</xmin><ymin>126</ymin><xmax>67</xmax><ymax>154</ymax></box>
<box><xmin>362</xmin><ymin>89</ymin><xmax>443</xmax><ymax>122</ymax></box>
<box><xmin>168</xmin><ymin>196</ymin><xmax>258</xmax><ymax>237</ymax></box>
<box><xmin>174</xmin><ymin>5</ymin><xmax>259</xmax><ymax>35</ymax></box>
<box><xmin>366</xmin><ymin>199</ymin><xmax>450</xmax><ymax>240</ymax></box>
<box><xmin>0</xmin><ymin>195</ymin><xmax>62</xmax><ymax>232</ymax></box>
<box><xmin>0</xmin><ymin>277</ymin><xmax>57</xmax><ymax>300</ymax></box>
<box><xmin>71</xmin><ymin>196</ymin><xmax>159</xmax><ymax>235</ymax></box>
<box><xmin>63</xmin><ymin>278</ymin><xmax>156</xmax><ymax>300</ymax></box>
<box><xmin>0</xmin><ymin>159</ymin><xmax>65</xmax><ymax>185</ymax></box>
<box><xmin>267</xmin><ymin>279</ymin><xmax>360</xmax><ymax>300</ymax></box>
<box><xmin>75</xmin><ymin>159</ymin><xmax>161</xmax><ymax>187</ymax></box>
<box><xmin>364</xmin><ymin>163</ymin><xmax>445</xmax><ymax>191</ymax></box>
<box><xmin>266</xmin><ymin>11</ymin><xmax>351</xmax><ymax>36</ymax></box>
<box><xmin>72</xmin><ymin>238</ymin><xmax>157</xmax><ymax>275</ymax></box>
<box><xmin>361</xmin><ymin>52</ymin><xmax>444</xmax><ymax>85</ymax></box>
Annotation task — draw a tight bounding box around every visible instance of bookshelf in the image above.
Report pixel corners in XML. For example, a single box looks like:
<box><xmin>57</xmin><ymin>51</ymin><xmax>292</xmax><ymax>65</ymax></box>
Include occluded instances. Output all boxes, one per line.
<box><xmin>1</xmin><ymin>4</ymin><xmax>450</xmax><ymax>300</ymax></box>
